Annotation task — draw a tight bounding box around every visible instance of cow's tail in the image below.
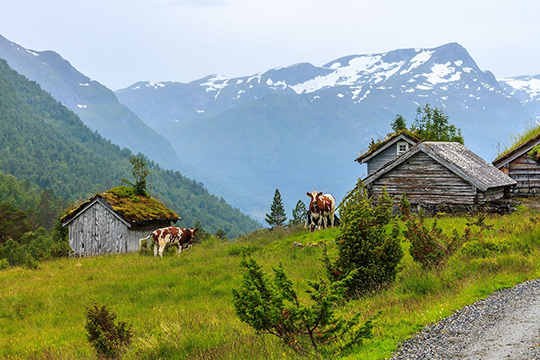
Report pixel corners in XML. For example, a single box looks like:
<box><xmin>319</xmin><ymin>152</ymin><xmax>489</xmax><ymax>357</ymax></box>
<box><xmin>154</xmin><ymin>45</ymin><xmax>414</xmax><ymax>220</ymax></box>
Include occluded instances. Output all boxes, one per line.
<box><xmin>139</xmin><ymin>234</ymin><xmax>152</xmax><ymax>250</ymax></box>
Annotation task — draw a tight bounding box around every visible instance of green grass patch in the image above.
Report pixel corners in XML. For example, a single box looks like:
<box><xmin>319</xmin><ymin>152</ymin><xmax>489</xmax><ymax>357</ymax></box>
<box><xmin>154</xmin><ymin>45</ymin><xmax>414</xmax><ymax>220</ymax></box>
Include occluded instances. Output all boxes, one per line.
<box><xmin>2</xmin><ymin>206</ymin><xmax>540</xmax><ymax>359</ymax></box>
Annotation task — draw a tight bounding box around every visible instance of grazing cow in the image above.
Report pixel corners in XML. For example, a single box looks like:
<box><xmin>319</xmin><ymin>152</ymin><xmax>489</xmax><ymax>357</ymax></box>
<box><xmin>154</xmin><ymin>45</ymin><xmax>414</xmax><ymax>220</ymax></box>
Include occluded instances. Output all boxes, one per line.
<box><xmin>306</xmin><ymin>191</ymin><xmax>336</xmax><ymax>231</ymax></box>
<box><xmin>139</xmin><ymin>227</ymin><xmax>198</xmax><ymax>258</ymax></box>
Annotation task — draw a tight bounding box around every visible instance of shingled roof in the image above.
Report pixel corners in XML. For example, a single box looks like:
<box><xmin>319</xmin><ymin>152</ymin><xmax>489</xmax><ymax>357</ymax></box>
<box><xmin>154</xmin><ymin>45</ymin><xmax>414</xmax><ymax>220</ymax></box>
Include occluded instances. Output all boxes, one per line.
<box><xmin>364</xmin><ymin>142</ymin><xmax>517</xmax><ymax>192</ymax></box>
<box><xmin>61</xmin><ymin>186</ymin><xmax>180</xmax><ymax>226</ymax></box>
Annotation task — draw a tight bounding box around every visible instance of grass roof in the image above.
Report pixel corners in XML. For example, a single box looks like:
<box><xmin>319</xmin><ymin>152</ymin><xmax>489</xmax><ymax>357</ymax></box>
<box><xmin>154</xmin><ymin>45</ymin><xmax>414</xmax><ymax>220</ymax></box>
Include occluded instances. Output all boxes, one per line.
<box><xmin>356</xmin><ymin>130</ymin><xmax>422</xmax><ymax>162</ymax></box>
<box><xmin>495</xmin><ymin>122</ymin><xmax>540</xmax><ymax>161</ymax></box>
<box><xmin>61</xmin><ymin>186</ymin><xmax>179</xmax><ymax>225</ymax></box>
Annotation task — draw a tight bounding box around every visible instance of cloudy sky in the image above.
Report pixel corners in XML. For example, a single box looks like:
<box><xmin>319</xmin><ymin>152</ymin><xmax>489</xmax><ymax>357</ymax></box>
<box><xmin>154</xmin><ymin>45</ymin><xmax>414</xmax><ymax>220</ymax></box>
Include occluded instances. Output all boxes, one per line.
<box><xmin>0</xmin><ymin>0</ymin><xmax>538</xmax><ymax>90</ymax></box>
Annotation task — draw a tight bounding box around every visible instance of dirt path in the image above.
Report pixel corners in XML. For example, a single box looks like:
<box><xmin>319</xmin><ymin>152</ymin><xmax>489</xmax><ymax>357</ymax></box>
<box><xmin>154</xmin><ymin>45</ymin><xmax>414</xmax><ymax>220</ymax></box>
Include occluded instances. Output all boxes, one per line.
<box><xmin>392</xmin><ymin>279</ymin><xmax>540</xmax><ymax>359</ymax></box>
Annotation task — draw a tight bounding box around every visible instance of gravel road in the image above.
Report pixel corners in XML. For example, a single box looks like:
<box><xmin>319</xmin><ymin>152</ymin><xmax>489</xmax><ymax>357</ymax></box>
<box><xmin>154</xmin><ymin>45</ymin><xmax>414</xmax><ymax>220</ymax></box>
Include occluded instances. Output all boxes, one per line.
<box><xmin>391</xmin><ymin>278</ymin><xmax>540</xmax><ymax>359</ymax></box>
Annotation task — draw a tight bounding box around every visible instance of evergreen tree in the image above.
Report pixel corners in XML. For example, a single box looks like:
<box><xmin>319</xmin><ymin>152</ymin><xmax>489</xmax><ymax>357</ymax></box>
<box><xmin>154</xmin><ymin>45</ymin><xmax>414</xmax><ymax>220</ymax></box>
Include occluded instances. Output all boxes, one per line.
<box><xmin>411</xmin><ymin>103</ymin><xmax>464</xmax><ymax>143</ymax></box>
<box><xmin>289</xmin><ymin>200</ymin><xmax>307</xmax><ymax>226</ymax></box>
<box><xmin>391</xmin><ymin>114</ymin><xmax>407</xmax><ymax>133</ymax></box>
<box><xmin>123</xmin><ymin>154</ymin><xmax>150</xmax><ymax>197</ymax></box>
<box><xmin>325</xmin><ymin>180</ymin><xmax>403</xmax><ymax>297</ymax></box>
<box><xmin>265</xmin><ymin>189</ymin><xmax>287</xmax><ymax>228</ymax></box>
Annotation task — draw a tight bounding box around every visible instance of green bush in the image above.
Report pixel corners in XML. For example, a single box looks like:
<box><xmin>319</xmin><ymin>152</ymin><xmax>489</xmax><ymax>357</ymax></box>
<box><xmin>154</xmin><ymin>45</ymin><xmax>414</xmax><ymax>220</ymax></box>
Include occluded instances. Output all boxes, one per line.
<box><xmin>459</xmin><ymin>238</ymin><xmax>508</xmax><ymax>259</ymax></box>
<box><xmin>529</xmin><ymin>144</ymin><xmax>540</xmax><ymax>164</ymax></box>
<box><xmin>0</xmin><ymin>258</ymin><xmax>9</xmax><ymax>270</ymax></box>
<box><xmin>232</xmin><ymin>256</ymin><xmax>375</xmax><ymax>358</ymax></box>
<box><xmin>84</xmin><ymin>303</ymin><xmax>133</xmax><ymax>360</ymax></box>
<box><xmin>400</xmin><ymin>194</ymin><xmax>461</xmax><ymax>269</ymax></box>
<box><xmin>325</xmin><ymin>181</ymin><xmax>403</xmax><ymax>297</ymax></box>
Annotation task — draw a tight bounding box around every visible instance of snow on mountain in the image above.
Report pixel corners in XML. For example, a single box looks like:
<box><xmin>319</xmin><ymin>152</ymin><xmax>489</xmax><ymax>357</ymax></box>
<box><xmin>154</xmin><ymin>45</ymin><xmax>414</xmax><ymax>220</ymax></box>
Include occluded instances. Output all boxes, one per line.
<box><xmin>499</xmin><ymin>75</ymin><xmax>540</xmax><ymax>121</ymax></box>
<box><xmin>115</xmin><ymin>42</ymin><xmax>532</xmax><ymax>220</ymax></box>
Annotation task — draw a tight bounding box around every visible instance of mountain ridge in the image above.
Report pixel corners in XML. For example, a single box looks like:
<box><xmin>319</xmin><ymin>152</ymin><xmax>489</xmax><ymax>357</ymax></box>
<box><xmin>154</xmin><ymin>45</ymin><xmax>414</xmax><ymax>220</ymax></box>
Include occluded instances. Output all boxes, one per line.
<box><xmin>0</xmin><ymin>34</ymin><xmax>185</xmax><ymax>172</ymax></box>
<box><xmin>115</xmin><ymin>42</ymin><xmax>532</xmax><ymax>219</ymax></box>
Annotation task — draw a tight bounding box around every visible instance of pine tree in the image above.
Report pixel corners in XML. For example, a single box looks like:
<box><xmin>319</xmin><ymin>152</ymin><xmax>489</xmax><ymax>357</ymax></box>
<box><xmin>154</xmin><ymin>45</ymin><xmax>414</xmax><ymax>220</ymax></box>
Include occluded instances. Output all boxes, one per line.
<box><xmin>265</xmin><ymin>189</ymin><xmax>287</xmax><ymax>228</ymax></box>
<box><xmin>122</xmin><ymin>154</ymin><xmax>150</xmax><ymax>197</ymax></box>
<box><xmin>289</xmin><ymin>200</ymin><xmax>307</xmax><ymax>226</ymax></box>
<box><xmin>324</xmin><ymin>180</ymin><xmax>403</xmax><ymax>297</ymax></box>
<box><xmin>391</xmin><ymin>114</ymin><xmax>407</xmax><ymax>133</ymax></box>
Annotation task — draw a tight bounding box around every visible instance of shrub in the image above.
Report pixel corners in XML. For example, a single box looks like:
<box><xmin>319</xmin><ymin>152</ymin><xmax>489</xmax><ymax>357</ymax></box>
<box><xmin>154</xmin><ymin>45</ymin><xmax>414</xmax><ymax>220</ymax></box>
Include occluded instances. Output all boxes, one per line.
<box><xmin>84</xmin><ymin>304</ymin><xmax>133</xmax><ymax>360</ymax></box>
<box><xmin>0</xmin><ymin>258</ymin><xmax>9</xmax><ymax>270</ymax></box>
<box><xmin>232</xmin><ymin>256</ymin><xmax>375</xmax><ymax>358</ymax></box>
<box><xmin>24</xmin><ymin>253</ymin><xmax>39</xmax><ymax>270</ymax></box>
<box><xmin>401</xmin><ymin>194</ymin><xmax>461</xmax><ymax>268</ymax></box>
<box><xmin>325</xmin><ymin>181</ymin><xmax>403</xmax><ymax>297</ymax></box>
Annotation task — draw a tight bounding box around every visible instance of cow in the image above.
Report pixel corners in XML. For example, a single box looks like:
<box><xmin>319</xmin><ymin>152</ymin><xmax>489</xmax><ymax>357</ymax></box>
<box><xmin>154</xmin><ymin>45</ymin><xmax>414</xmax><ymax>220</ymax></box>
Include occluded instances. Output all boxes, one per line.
<box><xmin>305</xmin><ymin>210</ymin><xmax>340</xmax><ymax>232</ymax></box>
<box><xmin>306</xmin><ymin>191</ymin><xmax>336</xmax><ymax>231</ymax></box>
<box><xmin>139</xmin><ymin>227</ymin><xmax>198</xmax><ymax>258</ymax></box>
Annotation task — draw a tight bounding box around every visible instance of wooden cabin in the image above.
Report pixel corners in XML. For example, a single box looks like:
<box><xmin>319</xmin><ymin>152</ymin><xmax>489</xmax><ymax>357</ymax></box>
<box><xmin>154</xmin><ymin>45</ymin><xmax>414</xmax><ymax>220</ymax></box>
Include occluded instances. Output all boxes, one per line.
<box><xmin>363</xmin><ymin>142</ymin><xmax>516</xmax><ymax>208</ymax></box>
<box><xmin>355</xmin><ymin>131</ymin><xmax>420</xmax><ymax>175</ymax></box>
<box><xmin>492</xmin><ymin>133</ymin><xmax>540</xmax><ymax>197</ymax></box>
<box><xmin>61</xmin><ymin>186</ymin><xmax>179</xmax><ymax>256</ymax></box>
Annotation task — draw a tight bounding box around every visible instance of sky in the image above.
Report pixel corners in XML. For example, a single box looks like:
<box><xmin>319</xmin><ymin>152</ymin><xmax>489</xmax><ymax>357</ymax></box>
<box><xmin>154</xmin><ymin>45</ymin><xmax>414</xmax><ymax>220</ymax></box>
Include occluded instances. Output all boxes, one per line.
<box><xmin>0</xmin><ymin>0</ymin><xmax>538</xmax><ymax>91</ymax></box>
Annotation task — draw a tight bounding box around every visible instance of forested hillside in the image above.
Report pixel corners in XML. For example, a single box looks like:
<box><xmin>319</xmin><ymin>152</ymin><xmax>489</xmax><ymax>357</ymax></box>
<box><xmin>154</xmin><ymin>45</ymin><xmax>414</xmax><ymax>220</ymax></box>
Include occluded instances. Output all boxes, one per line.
<box><xmin>0</xmin><ymin>58</ymin><xmax>260</xmax><ymax>236</ymax></box>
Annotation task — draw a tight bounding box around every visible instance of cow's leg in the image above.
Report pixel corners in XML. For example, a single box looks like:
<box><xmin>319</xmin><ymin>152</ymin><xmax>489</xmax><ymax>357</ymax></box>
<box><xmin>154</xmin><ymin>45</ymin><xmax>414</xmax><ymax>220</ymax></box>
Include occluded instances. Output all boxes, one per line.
<box><xmin>319</xmin><ymin>213</ymin><xmax>326</xmax><ymax>230</ymax></box>
<box><xmin>176</xmin><ymin>244</ymin><xmax>183</xmax><ymax>257</ymax></box>
<box><xmin>330</xmin><ymin>212</ymin><xmax>335</xmax><ymax>228</ymax></box>
<box><xmin>153</xmin><ymin>243</ymin><xmax>158</xmax><ymax>257</ymax></box>
<box><xmin>158</xmin><ymin>239</ymin><xmax>167</xmax><ymax>258</ymax></box>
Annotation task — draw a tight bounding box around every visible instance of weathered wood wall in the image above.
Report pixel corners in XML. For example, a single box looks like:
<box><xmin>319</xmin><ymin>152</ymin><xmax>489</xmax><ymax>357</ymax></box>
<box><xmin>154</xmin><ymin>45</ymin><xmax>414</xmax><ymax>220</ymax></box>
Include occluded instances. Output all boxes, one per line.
<box><xmin>68</xmin><ymin>201</ymin><xmax>172</xmax><ymax>256</ymax></box>
<box><xmin>368</xmin><ymin>143</ymin><xmax>400</xmax><ymax>175</ymax></box>
<box><xmin>369</xmin><ymin>152</ymin><xmax>478</xmax><ymax>205</ymax></box>
<box><xmin>507</xmin><ymin>152</ymin><xmax>540</xmax><ymax>196</ymax></box>
<box><xmin>68</xmin><ymin>201</ymin><xmax>128</xmax><ymax>256</ymax></box>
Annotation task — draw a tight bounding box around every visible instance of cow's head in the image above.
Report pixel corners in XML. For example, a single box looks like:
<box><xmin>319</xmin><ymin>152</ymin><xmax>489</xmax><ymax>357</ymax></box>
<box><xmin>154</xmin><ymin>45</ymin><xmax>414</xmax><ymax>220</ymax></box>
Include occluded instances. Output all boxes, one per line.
<box><xmin>306</xmin><ymin>191</ymin><xmax>323</xmax><ymax>211</ymax></box>
<box><xmin>187</xmin><ymin>228</ymin><xmax>198</xmax><ymax>240</ymax></box>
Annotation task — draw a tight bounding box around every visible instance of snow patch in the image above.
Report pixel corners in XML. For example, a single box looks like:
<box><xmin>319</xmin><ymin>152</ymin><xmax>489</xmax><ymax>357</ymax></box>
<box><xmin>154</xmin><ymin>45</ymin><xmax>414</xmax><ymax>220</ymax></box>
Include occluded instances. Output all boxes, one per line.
<box><xmin>424</xmin><ymin>63</ymin><xmax>461</xmax><ymax>85</ymax></box>
<box><xmin>200</xmin><ymin>75</ymin><xmax>229</xmax><ymax>94</ymax></box>
<box><xmin>146</xmin><ymin>82</ymin><xmax>166</xmax><ymax>89</ymax></box>
<box><xmin>25</xmin><ymin>49</ymin><xmax>40</xmax><ymax>57</ymax></box>
<box><xmin>77</xmin><ymin>104</ymin><xmax>87</xmax><ymax>108</ymax></box>
<box><xmin>290</xmin><ymin>55</ymin><xmax>405</xmax><ymax>94</ymax></box>
<box><xmin>400</xmin><ymin>50</ymin><xmax>434</xmax><ymax>75</ymax></box>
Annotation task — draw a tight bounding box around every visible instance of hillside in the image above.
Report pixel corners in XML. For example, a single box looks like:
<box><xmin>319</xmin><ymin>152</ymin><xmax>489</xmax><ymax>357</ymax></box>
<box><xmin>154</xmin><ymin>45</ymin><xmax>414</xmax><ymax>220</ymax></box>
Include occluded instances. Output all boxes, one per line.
<box><xmin>0</xmin><ymin>34</ymin><xmax>185</xmax><ymax>172</ymax></box>
<box><xmin>1</xmin><ymin>205</ymin><xmax>540</xmax><ymax>359</ymax></box>
<box><xmin>0</xmin><ymin>58</ymin><xmax>259</xmax><ymax>236</ymax></box>
<box><xmin>115</xmin><ymin>43</ymin><xmax>532</xmax><ymax>219</ymax></box>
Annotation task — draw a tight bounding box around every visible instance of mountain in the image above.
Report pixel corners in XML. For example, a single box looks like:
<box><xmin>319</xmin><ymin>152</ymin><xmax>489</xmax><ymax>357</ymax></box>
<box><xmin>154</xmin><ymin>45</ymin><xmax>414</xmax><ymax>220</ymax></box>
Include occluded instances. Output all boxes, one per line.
<box><xmin>0</xmin><ymin>57</ymin><xmax>260</xmax><ymax>237</ymax></box>
<box><xmin>0</xmin><ymin>34</ymin><xmax>184</xmax><ymax>172</ymax></box>
<box><xmin>498</xmin><ymin>75</ymin><xmax>540</xmax><ymax>124</ymax></box>
<box><xmin>115</xmin><ymin>43</ymin><xmax>532</xmax><ymax>219</ymax></box>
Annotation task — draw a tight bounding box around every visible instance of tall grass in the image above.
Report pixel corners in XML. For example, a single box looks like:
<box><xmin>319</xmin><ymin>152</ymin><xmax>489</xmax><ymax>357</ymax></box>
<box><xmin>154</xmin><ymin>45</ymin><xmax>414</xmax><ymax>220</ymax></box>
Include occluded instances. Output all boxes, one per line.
<box><xmin>1</xmin><ymin>208</ymin><xmax>540</xmax><ymax>359</ymax></box>
<box><xmin>496</xmin><ymin>120</ymin><xmax>540</xmax><ymax>158</ymax></box>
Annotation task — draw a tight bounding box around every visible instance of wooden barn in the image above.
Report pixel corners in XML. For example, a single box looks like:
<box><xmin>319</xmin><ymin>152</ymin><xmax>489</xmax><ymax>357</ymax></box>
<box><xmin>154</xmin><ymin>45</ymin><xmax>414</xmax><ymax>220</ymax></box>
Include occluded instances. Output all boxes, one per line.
<box><xmin>363</xmin><ymin>141</ymin><xmax>516</xmax><ymax>208</ymax></box>
<box><xmin>61</xmin><ymin>186</ymin><xmax>179</xmax><ymax>256</ymax></box>
<box><xmin>355</xmin><ymin>131</ymin><xmax>421</xmax><ymax>175</ymax></box>
<box><xmin>492</xmin><ymin>133</ymin><xmax>540</xmax><ymax>197</ymax></box>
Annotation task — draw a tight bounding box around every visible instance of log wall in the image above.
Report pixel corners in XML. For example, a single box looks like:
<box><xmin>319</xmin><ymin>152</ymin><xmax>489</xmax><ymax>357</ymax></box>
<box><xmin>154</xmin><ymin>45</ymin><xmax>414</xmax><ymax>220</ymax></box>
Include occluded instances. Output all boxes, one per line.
<box><xmin>370</xmin><ymin>152</ymin><xmax>478</xmax><ymax>205</ymax></box>
<box><xmin>507</xmin><ymin>152</ymin><xmax>540</xmax><ymax>196</ymax></box>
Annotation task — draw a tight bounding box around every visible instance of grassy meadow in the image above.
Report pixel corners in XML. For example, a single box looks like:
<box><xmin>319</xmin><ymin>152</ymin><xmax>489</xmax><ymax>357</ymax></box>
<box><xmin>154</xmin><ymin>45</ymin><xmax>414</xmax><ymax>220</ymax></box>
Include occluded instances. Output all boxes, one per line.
<box><xmin>2</xmin><ymin>203</ymin><xmax>540</xmax><ymax>359</ymax></box>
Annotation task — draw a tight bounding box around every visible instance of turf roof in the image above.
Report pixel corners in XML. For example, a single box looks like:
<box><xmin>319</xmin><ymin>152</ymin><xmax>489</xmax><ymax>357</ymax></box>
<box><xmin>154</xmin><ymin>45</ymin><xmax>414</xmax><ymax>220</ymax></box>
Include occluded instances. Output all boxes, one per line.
<box><xmin>61</xmin><ymin>186</ymin><xmax>179</xmax><ymax>225</ymax></box>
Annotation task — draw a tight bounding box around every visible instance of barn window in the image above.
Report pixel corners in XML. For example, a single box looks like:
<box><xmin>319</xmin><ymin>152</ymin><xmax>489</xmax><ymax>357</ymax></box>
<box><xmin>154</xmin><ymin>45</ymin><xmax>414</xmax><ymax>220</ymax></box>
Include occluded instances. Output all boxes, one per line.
<box><xmin>397</xmin><ymin>141</ymin><xmax>409</xmax><ymax>155</ymax></box>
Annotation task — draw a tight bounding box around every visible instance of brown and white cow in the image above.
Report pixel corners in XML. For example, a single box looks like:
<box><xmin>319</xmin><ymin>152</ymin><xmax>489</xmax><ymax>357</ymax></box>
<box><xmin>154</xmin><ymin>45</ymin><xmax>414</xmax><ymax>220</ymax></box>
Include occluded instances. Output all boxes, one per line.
<box><xmin>306</xmin><ymin>191</ymin><xmax>336</xmax><ymax>231</ymax></box>
<box><xmin>139</xmin><ymin>227</ymin><xmax>198</xmax><ymax>258</ymax></box>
